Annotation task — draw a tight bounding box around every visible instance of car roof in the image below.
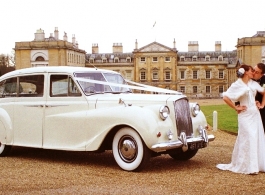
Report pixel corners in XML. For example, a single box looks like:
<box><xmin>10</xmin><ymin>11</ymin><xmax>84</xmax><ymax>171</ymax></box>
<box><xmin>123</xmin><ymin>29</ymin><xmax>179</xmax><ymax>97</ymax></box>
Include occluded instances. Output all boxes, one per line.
<box><xmin>0</xmin><ymin>66</ymin><xmax>119</xmax><ymax>79</ymax></box>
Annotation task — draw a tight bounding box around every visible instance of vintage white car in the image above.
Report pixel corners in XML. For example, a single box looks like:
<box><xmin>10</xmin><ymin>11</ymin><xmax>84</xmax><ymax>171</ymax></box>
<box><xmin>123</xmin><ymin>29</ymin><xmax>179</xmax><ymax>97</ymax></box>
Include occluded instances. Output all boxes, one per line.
<box><xmin>0</xmin><ymin>66</ymin><xmax>214</xmax><ymax>171</ymax></box>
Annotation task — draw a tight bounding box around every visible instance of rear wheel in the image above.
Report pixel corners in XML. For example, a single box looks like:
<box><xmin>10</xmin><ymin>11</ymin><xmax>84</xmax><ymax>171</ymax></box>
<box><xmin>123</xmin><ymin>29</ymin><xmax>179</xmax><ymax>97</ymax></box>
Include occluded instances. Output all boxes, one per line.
<box><xmin>112</xmin><ymin>127</ymin><xmax>151</xmax><ymax>171</ymax></box>
<box><xmin>169</xmin><ymin>148</ymin><xmax>198</xmax><ymax>161</ymax></box>
<box><xmin>0</xmin><ymin>142</ymin><xmax>11</xmax><ymax>157</ymax></box>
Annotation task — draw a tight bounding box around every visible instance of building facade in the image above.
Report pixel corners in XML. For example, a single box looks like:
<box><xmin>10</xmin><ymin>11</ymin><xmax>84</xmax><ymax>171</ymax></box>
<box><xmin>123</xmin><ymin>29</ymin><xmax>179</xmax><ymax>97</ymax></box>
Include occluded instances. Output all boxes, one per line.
<box><xmin>236</xmin><ymin>31</ymin><xmax>265</xmax><ymax>65</ymax></box>
<box><xmin>14</xmin><ymin>28</ymin><xmax>265</xmax><ymax>98</ymax></box>
<box><xmin>15</xmin><ymin>27</ymin><xmax>86</xmax><ymax>69</ymax></box>
<box><xmin>86</xmin><ymin>39</ymin><xmax>237</xmax><ymax>98</ymax></box>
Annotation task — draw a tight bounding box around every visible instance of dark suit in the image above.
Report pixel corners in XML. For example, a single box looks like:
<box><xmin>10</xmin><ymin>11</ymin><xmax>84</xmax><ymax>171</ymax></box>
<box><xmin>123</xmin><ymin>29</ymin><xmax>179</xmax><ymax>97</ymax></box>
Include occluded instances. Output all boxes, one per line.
<box><xmin>255</xmin><ymin>75</ymin><xmax>265</xmax><ymax>132</ymax></box>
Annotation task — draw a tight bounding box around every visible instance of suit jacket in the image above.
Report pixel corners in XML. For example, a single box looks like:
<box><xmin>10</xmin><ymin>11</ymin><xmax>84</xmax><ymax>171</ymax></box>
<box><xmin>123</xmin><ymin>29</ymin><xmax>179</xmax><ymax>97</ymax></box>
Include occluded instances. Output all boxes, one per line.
<box><xmin>255</xmin><ymin>75</ymin><xmax>265</xmax><ymax>131</ymax></box>
<box><xmin>255</xmin><ymin>75</ymin><xmax>265</xmax><ymax>102</ymax></box>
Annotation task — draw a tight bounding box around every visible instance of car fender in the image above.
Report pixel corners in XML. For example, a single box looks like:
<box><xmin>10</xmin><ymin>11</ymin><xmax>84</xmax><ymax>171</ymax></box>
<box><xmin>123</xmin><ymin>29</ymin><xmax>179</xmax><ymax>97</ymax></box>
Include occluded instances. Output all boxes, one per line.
<box><xmin>0</xmin><ymin>108</ymin><xmax>13</xmax><ymax>144</ymax></box>
<box><xmin>82</xmin><ymin>105</ymin><xmax>175</xmax><ymax>150</ymax></box>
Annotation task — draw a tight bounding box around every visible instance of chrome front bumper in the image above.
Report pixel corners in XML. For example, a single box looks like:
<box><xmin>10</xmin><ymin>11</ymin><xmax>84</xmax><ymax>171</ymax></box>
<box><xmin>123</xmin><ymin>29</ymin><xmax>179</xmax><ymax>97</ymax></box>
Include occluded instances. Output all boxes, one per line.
<box><xmin>151</xmin><ymin>130</ymin><xmax>215</xmax><ymax>153</ymax></box>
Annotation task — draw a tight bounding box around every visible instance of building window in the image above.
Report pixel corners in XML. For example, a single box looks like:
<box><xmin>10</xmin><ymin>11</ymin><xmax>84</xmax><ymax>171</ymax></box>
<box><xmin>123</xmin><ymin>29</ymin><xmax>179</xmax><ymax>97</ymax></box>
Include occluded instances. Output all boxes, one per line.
<box><xmin>193</xmin><ymin>70</ymin><xmax>198</xmax><ymax>79</ymax></box>
<box><xmin>219</xmin><ymin>85</ymin><xmax>224</xmax><ymax>93</ymax></box>
<box><xmin>35</xmin><ymin>56</ymin><xmax>45</xmax><ymax>61</ymax></box>
<box><xmin>193</xmin><ymin>86</ymin><xmax>197</xmax><ymax>93</ymax></box>
<box><xmin>165</xmin><ymin>71</ymin><xmax>171</xmax><ymax>80</ymax></box>
<box><xmin>165</xmin><ymin>57</ymin><xmax>170</xmax><ymax>62</ymax></box>
<box><xmin>205</xmin><ymin>56</ymin><xmax>210</xmax><ymax>61</ymax></box>
<box><xmin>140</xmin><ymin>57</ymin><xmax>146</xmax><ymax>62</ymax></box>
<box><xmin>102</xmin><ymin>59</ymin><xmax>107</xmax><ymax>63</ymax></box>
<box><xmin>152</xmin><ymin>72</ymin><xmax>159</xmax><ymax>80</ymax></box>
<box><xmin>126</xmin><ymin>57</ymin><xmax>131</xmax><ymax>62</ymax></box>
<box><xmin>89</xmin><ymin>58</ymin><xmax>94</xmax><ymax>63</ymax></box>
<box><xmin>114</xmin><ymin>57</ymin><xmax>119</xmax><ymax>63</ymax></box>
<box><xmin>219</xmin><ymin>70</ymin><xmax>224</xmax><ymax>79</ymax></box>
<box><xmin>180</xmin><ymin>86</ymin><xmax>185</xmax><ymax>93</ymax></box>
<box><xmin>180</xmin><ymin>56</ymin><xmax>185</xmax><ymax>61</ymax></box>
<box><xmin>152</xmin><ymin>57</ymin><xmax>158</xmax><ymax>62</ymax></box>
<box><xmin>140</xmin><ymin>71</ymin><xmax>146</xmax><ymax>80</ymax></box>
<box><xmin>180</xmin><ymin>70</ymin><xmax>185</xmax><ymax>79</ymax></box>
<box><xmin>125</xmin><ymin>71</ymin><xmax>132</xmax><ymax>80</ymax></box>
<box><xmin>218</xmin><ymin>56</ymin><xmax>223</xmax><ymax>61</ymax></box>
<box><xmin>192</xmin><ymin>56</ymin><xmax>197</xmax><ymax>61</ymax></box>
<box><xmin>206</xmin><ymin>86</ymin><xmax>211</xmax><ymax>93</ymax></box>
<box><xmin>205</xmin><ymin>70</ymin><xmax>211</xmax><ymax>79</ymax></box>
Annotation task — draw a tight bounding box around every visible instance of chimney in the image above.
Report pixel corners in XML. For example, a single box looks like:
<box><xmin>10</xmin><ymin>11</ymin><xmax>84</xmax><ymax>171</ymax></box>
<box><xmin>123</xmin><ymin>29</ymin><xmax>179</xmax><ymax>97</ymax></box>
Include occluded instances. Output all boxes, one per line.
<box><xmin>72</xmin><ymin>34</ymin><xmax>76</xmax><ymax>45</ymax></box>
<box><xmin>63</xmin><ymin>32</ymin><xmax>68</xmax><ymax>41</ymax></box>
<box><xmin>92</xmin><ymin>43</ymin><xmax>99</xmax><ymax>54</ymax></box>
<box><xmin>135</xmin><ymin>39</ymin><xmax>138</xmax><ymax>50</ymax></box>
<box><xmin>173</xmin><ymin>38</ymin><xmax>176</xmax><ymax>49</ymax></box>
<box><xmin>188</xmin><ymin>41</ymin><xmax>199</xmax><ymax>52</ymax></box>
<box><xmin>215</xmin><ymin>41</ymin><xmax>221</xmax><ymax>52</ymax></box>
<box><xmin>113</xmin><ymin>43</ymin><xmax>123</xmax><ymax>53</ymax></box>
<box><xmin>34</xmin><ymin>28</ymin><xmax>45</xmax><ymax>41</ymax></box>
<box><xmin>54</xmin><ymin>27</ymin><xmax>59</xmax><ymax>40</ymax></box>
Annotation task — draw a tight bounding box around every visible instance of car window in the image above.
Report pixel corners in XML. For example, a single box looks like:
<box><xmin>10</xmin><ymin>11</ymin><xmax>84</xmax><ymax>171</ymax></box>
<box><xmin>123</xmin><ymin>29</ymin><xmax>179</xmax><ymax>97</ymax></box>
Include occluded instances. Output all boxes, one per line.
<box><xmin>50</xmin><ymin>75</ymin><xmax>81</xmax><ymax>97</ymax></box>
<box><xmin>75</xmin><ymin>72</ymin><xmax>130</xmax><ymax>94</ymax></box>
<box><xmin>0</xmin><ymin>77</ymin><xmax>18</xmax><ymax>98</ymax></box>
<box><xmin>0</xmin><ymin>75</ymin><xmax>44</xmax><ymax>98</ymax></box>
<box><xmin>18</xmin><ymin>75</ymin><xmax>44</xmax><ymax>97</ymax></box>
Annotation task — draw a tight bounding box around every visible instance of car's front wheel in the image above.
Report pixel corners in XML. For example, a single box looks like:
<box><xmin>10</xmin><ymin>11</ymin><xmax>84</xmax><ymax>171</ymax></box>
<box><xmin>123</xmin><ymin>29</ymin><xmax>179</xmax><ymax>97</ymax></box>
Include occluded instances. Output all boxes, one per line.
<box><xmin>0</xmin><ymin>142</ymin><xmax>11</xmax><ymax>157</ymax></box>
<box><xmin>112</xmin><ymin>127</ymin><xmax>150</xmax><ymax>171</ymax></box>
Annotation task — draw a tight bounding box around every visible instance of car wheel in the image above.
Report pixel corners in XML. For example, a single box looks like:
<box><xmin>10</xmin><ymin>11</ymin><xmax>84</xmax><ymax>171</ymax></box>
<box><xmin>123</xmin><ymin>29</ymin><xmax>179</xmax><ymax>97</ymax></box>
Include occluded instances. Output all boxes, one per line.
<box><xmin>169</xmin><ymin>148</ymin><xmax>198</xmax><ymax>161</ymax></box>
<box><xmin>112</xmin><ymin>127</ymin><xmax>151</xmax><ymax>171</ymax></box>
<box><xmin>0</xmin><ymin>142</ymin><xmax>11</xmax><ymax>157</ymax></box>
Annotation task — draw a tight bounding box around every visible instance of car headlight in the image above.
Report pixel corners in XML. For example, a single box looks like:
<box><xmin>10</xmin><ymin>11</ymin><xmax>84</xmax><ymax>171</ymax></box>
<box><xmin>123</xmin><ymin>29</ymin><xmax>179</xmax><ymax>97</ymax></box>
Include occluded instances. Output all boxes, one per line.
<box><xmin>159</xmin><ymin>105</ymin><xmax>170</xmax><ymax>120</ymax></box>
<box><xmin>191</xmin><ymin>103</ymin><xmax>200</xmax><ymax>117</ymax></box>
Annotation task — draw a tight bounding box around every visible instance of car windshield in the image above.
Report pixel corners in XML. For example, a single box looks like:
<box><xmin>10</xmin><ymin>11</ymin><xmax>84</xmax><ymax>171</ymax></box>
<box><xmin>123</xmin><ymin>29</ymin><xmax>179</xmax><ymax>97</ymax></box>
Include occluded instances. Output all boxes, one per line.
<box><xmin>74</xmin><ymin>72</ymin><xmax>131</xmax><ymax>95</ymax></box>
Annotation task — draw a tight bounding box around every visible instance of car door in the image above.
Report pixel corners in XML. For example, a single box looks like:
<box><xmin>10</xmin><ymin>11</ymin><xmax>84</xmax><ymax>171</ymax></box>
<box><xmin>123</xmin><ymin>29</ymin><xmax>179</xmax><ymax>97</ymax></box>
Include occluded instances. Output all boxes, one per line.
<box><xmin>42</xmin><ymin>74</ymin><xmax>89</xmax><ymax>150</ymax></box>
<box><xmin>13</xmin><ymin>74</ymin><xmax>46</xmax><ymax>147</ymax></box>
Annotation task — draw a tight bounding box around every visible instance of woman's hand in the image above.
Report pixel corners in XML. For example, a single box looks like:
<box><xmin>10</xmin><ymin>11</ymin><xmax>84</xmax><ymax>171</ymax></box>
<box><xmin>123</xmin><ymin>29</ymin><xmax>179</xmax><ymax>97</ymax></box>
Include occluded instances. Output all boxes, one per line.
<box><xmin>256</xmin><ymin>101</ymin><xmax>264</xmax><ymax>109</ymax></box>
<box><xmin>258</xmin><ymin>104</ymin><xmax>265</xmax><ymax>109</ymax></box>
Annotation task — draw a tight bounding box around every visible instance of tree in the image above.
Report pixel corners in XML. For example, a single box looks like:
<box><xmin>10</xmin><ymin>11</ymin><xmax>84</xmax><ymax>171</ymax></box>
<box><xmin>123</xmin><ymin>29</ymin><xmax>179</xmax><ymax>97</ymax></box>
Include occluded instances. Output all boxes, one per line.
<box><xmin>0</xmin><ymin>51</ymin><xmax>15</xmax><ymax>76</ymax></box>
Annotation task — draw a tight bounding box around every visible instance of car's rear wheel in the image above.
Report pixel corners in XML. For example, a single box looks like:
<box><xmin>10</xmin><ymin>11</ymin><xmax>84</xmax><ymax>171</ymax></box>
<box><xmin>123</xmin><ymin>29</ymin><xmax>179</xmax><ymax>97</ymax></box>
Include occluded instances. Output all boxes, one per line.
<box><xmin>0</xmin><ymin>142</ymin><xmax>11</xmax><ymax>157</ymax></box>
<box><xmin>112</xmin><ymin>127</ymin><xmax>150</xmax><ymax>171</ymax></box>
<box><xmin>169</xmin><ymin>148</ymin><xmax>198</xmax><ymax>161</ymax></box>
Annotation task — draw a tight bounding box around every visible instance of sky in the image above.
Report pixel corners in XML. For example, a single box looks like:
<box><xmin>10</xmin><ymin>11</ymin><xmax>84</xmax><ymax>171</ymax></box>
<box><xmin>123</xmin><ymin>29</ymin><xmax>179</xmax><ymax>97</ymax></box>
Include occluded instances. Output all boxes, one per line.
<box><xmin>1</xmin><ymin>0</ymin><xmax>265</xmax><ymax>55</ymax></box>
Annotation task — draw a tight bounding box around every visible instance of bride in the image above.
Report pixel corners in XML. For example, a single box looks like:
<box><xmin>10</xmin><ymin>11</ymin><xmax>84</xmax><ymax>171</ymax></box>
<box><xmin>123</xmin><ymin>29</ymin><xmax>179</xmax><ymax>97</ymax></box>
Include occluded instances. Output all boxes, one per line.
<box><xmin>216</xmin><ymin>64</ymin><xmax>265</xmax><ymax>174</ymax></box>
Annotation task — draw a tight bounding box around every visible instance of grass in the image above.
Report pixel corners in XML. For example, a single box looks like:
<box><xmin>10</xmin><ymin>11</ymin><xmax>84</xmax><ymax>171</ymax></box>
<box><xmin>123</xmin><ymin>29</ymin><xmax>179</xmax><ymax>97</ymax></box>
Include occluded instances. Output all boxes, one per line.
<box><xmin>201</xmin><ymin>104</ymin><xmax>238</xmax><ymax>134</ymax></box>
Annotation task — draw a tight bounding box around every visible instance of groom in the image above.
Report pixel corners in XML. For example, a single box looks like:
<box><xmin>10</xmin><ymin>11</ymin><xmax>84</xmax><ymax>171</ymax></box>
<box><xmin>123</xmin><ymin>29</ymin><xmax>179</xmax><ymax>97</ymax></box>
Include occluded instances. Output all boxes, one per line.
<box><xmin>253</xmin><ymin>62</ymin><xmax>265</xmax><ymax>132</ymax></box>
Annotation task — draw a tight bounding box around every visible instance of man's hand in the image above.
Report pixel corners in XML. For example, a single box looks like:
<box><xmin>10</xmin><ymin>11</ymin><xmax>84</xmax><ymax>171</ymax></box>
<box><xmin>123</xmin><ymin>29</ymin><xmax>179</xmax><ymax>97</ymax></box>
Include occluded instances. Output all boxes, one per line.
<box><xmin>235</xmin><ymin>105</ymin><xmax>247</xmax><ymax>114</ymax></box>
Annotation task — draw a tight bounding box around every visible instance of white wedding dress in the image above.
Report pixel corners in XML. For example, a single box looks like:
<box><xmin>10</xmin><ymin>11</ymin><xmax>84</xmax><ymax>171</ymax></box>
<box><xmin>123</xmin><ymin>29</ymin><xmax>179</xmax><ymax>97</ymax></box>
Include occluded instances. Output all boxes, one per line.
<box><xmin>216</xmin><ymin>78</ymin><xmax>265</xmax><ymax>174</ymax></box>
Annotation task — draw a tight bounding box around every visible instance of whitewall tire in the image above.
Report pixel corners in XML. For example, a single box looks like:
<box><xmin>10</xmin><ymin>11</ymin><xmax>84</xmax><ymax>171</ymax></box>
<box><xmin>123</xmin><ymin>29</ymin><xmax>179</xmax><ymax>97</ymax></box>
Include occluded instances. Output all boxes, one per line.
<box><xmin>112</xmin><ymin>127</ymin><xmax>150</xmax><ymax>171</ymax></box>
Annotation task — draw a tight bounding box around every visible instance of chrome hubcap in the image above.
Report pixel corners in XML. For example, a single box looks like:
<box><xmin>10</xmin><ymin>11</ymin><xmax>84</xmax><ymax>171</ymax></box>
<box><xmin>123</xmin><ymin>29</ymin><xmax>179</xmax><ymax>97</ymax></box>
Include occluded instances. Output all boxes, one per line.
<box><xmin>118</xmin><ymin>136</ymin><xmax>137</xmax><ymax>162</ymax></box>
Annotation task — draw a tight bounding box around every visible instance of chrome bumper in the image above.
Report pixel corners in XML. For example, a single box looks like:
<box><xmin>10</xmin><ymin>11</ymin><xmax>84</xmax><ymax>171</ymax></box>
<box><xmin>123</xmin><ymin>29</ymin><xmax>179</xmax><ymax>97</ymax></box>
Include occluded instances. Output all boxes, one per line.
<box><xmin>151</xmin><ymin>132</ymin><xmax>215</xmax><ymax>153</ymax></box>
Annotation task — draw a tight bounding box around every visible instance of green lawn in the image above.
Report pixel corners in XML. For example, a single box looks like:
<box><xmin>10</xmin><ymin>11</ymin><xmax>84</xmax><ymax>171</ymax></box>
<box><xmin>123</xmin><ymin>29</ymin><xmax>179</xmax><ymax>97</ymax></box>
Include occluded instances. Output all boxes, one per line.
<box><xmin>201</xmin><ymin>104</ymin><xmax>238</xmax><ymax>134</ymax></box>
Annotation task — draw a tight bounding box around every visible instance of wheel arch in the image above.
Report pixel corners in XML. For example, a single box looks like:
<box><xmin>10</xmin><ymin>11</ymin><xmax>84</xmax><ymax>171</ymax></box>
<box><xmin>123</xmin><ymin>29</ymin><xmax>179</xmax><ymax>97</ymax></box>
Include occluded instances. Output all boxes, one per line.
<box><xmin>97</xmin><ymin>124</ymin><xmax>143</xmax><ymax>152</ymax></box>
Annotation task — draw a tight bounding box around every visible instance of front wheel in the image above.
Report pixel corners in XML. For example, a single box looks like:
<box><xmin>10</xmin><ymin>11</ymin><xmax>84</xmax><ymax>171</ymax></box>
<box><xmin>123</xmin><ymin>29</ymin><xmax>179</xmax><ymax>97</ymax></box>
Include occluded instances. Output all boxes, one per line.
<box><xmin>0</xmin><ymin>142</ymin><xmax>11</xmax><ymax>157</ymax></box>
<box><xmin>112</xmin><ymin>127</ymin><xmax>151</xmax><ymax>171</ymax></box>
<box><xmin>169</xmin><ymin>148</ymin><xmax>198</xmax><ymax>161</ymax></box>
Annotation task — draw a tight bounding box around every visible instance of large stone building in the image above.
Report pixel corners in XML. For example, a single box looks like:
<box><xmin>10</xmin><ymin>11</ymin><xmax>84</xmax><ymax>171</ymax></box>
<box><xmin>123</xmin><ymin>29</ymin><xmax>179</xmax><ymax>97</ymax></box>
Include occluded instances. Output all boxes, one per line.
<box><xmin>15</xmin><ymin>27</ymin><xmax>86</xmax><ymax>69</ymax></box>
<box><xmin>87</xmin><ymin>39</ymin><xmax>237</xmax><ymax>98</ymax></box>
<box><xmin>236</xmin><ymin>31</ymin><xmax>265</xmax><ymax>65</ymax></box>
<box><xmin>14</xmin><ymin>27</ymin><xmax>265</xmax><ymax>98</ymax></box>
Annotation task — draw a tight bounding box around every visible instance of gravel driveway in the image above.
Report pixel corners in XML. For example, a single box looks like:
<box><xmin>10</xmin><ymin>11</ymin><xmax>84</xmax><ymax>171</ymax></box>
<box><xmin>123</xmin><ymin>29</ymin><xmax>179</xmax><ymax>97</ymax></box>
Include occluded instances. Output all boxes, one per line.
<box><xmin>1</xmin><ymin>99</ymin><xmax>265</xmax><ymax>195</ymax></box>
<box><xmin>1</xmin><ymin>130</ymin><xmax>265</xmax><ymax>195</ymax></box>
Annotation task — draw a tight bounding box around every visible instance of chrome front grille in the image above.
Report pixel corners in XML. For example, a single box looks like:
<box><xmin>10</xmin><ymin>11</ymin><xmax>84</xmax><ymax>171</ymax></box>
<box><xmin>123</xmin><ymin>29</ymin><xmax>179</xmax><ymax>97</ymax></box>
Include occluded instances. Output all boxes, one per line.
<box><xmin>174</xmin><ymin>98</ymin><xmax>193</xmax><ymax>137</ymax></box>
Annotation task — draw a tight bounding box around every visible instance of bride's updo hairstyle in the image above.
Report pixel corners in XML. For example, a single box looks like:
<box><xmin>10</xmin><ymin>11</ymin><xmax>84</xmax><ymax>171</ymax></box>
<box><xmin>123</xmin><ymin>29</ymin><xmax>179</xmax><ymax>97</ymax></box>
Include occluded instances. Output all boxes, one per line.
<box><xmin>237</xmin><ymin>64</ymin><xmax>252</xmax><ymax>78</ymax></box>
